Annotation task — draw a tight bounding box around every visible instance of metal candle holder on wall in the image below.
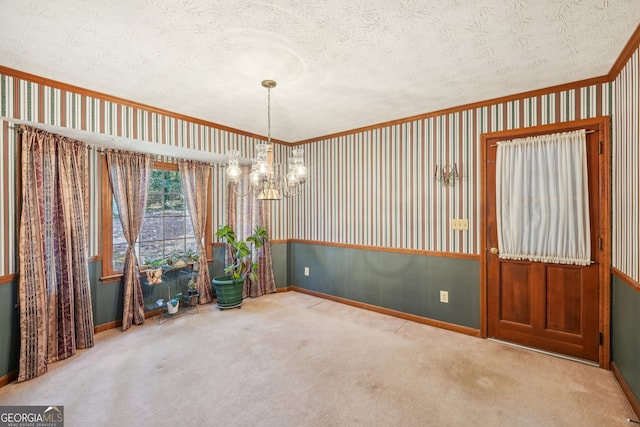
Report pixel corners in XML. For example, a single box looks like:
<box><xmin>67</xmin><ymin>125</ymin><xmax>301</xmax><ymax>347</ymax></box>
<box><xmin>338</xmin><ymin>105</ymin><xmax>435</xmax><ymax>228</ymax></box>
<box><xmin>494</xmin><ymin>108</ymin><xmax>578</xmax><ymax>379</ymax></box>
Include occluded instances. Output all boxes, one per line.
<box><xmin>434</xmin><ymin>163</ymin><xmax>460</xmax><ymax>187</ymax></box>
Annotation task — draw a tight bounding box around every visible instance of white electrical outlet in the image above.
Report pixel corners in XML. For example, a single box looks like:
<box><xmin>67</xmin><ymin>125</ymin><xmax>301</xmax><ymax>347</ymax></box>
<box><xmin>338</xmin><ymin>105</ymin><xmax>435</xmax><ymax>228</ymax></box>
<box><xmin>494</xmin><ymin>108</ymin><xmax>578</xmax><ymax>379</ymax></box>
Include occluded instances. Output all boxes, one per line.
<box><xmin>451</xmin><ymin>218</ymin><xmax>469</xmax><ymax>230</ymax></box>
<box><xmin>304</xmin><ymin>267</ymin><xmax>310</xmax><ymax>276</ymax></box>
<box><xmin>440</xmin><ymin>290</ymin><xmax>449</xmax><ymax>303</ymax></box>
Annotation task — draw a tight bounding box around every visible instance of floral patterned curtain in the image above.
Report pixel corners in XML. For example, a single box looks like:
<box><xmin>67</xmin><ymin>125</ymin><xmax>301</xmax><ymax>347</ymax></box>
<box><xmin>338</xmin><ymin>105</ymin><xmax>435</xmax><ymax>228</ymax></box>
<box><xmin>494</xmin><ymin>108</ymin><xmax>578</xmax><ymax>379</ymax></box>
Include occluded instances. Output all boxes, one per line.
<box><xmin>106</xmin><ymin>151</ymin><xmax>152</xmax><ymax>330</ymax></box>
<box><xmin>18</xmin><ymin>126</ymin><xmax>94</xmax><ymax>382</ymax></box>
<box><xmin>178</xmin><ymin>159</ymin><xmax>213</xmax><ymax>304</ymax></box>
<box><xmin>226</xmin><ymin>167</ymin><xmax>276</xmax><ymax>297</ymax></box>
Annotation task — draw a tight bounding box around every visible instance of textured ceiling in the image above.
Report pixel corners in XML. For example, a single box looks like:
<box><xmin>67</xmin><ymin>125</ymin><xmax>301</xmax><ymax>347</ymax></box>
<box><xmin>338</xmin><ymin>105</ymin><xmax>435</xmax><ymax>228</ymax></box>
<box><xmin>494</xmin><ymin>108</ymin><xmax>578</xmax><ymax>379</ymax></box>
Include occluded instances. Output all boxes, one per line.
<box><xmin>1</xmin><ymin>0</ymin><xmax>639</xmax><ymax>142</ymax></box>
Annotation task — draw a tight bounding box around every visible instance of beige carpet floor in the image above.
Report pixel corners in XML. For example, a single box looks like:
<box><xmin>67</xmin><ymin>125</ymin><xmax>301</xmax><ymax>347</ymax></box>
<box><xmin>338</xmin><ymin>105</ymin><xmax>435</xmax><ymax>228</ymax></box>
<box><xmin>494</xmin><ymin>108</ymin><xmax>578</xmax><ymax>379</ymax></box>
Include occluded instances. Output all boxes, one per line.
<box><xmin>0</xmin><ymin>291</ymin><xmax>635</xmax><ymax>427</ymax></box>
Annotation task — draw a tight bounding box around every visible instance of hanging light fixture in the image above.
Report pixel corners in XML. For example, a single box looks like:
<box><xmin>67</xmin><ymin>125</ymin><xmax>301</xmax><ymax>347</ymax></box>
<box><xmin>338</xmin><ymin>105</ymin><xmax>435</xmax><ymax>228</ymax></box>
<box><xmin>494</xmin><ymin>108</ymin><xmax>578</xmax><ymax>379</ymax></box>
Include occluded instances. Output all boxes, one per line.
<box><xmin>226</xmin><ymin>80</ymin><xmax>307</xmax><ymax>200</ymax></box>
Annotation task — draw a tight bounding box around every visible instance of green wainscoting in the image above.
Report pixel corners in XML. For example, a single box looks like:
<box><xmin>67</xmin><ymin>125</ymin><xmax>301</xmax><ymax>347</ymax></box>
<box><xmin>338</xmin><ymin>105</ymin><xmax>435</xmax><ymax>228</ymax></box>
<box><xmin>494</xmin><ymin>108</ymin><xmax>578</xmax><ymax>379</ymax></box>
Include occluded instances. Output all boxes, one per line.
<box><xmin>611</xmin><ymin>275</ymin><xmax>640</xmax><ymax>404</ymax></box>
<box><xmin>211</xmin><ymin>245</ymin><xmax>226</xmax><ymax>279</ymax></box>
<box><xmin>90</xmin><ymin>261</ymin><xmax>123</xmax><ymax>326</ymax></box>
<box><xmin>0</xmin><ymin>279</ymin><xmax>18</xmax><ymax>380</ymax></box>
<box><xmin>270</xmin><ymin>242</ymin><xmax>289</xmax><ymax>289</ymax></box>
<box><xmin>289</xmin><ymin>242</ymin><xmax>480</xmax><ymax>329</ymax></box>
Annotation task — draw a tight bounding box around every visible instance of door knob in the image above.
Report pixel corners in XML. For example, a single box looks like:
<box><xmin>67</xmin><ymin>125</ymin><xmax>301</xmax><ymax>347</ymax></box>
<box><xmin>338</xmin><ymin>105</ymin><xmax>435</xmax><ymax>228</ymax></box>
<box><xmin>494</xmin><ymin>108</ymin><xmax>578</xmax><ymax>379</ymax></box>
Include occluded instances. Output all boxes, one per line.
<box><xmin>490</xmin><ymin>247</ymin><xmax>499</xmax><ymax>255</ymax></box>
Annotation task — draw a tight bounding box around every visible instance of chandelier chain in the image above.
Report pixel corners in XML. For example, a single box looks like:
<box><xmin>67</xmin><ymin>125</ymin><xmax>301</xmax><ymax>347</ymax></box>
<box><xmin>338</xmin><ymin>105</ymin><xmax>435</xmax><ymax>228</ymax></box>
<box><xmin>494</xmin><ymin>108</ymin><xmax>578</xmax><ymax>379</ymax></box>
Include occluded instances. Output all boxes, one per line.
<box><xmin>267</xmin><ymin>86</ymin><xmax>272</xmax><ymax>144</ymax></box>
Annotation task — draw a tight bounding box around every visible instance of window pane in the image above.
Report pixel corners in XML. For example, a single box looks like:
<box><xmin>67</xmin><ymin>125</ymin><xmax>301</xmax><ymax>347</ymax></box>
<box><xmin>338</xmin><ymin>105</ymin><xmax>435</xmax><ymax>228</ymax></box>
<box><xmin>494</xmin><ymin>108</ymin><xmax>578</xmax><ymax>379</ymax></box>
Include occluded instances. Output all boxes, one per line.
<box><xmin>164</xmin><ymin>193</ymin><xmax>184</xmax><ymax>212</ymax></box>
<box><xmin>164</xmin><ymin>216</ymin><xmax>186</xmax><ymax>240</ymax></box>
<box><xmin>113</xmin><ymin>244</ymin><xmax>128</xmax><ymax>271</ymax></box>
<box><xmin>164</xmin><ymin>171</ymin><xmax>182</xmax><ymax>194</ymax></box>
<box><xmin>112</xmin><ymin>197</ymin><xmax>126</xmax><ymax>245</ymax></box>
<box><xmin>185</xmin><ymin>217</ymin><xmax>195</xmax><ymax>238</ymax></box>
<box><xmin>149</xmin><ymin>170</ymin><xmax>165</xmax><ymax>192</ymax></box>
<box><xmin>145</xmin><ymin>192</ymin><xmax>164</xmax><ymax>217</ymax></box>
<box><xmin>113</xmin><ymin>217</ymin><xmax>127</xmax><ymax>246</ymax></box>
<box><xmin>185</xmin><ymin>238</ymin><xmax>198</xmax><ymax>253</ymax></box>
<box><xmin>140</xmin><ymin>214</ymin><xmax>163</xmax><ymax>242</ymax></box>
<box><xmin>164</xmin><ymin>239</ymin><xmax>186</xmax><ymax>256</ymax></box>
<box><xmin>113</xmin><ymin>197</ymin><xmax>121</xmax><ymax>219</ymax></box>
<box><xmin>139</xmin><ymin>241</ymin><xmax>164</xmax><ymax>265</ymax></box>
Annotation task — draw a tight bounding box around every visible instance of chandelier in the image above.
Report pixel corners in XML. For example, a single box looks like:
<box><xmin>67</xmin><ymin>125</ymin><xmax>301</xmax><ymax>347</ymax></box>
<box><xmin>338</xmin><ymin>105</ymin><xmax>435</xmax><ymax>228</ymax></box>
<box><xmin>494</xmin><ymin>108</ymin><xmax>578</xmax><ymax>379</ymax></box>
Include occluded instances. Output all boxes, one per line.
<box><xmin>226</xmin><ymin>80</ymin><xmax>307</xmax><ymax>200</ymax></box>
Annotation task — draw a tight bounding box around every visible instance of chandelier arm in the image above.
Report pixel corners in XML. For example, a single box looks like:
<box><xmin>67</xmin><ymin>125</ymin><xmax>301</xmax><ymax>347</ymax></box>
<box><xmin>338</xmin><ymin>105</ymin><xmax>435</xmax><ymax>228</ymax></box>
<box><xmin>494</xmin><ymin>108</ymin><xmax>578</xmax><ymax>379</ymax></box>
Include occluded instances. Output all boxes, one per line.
<box><xmin>229</xmin><ymin>182</ymin><xmax>254</xmax><ymax>197</ymax></box>
<box><xmin>273</xmin><ymin>175</ymin><xmax>287</xmax><ymax>187</ymax></box>
<box><xmin>282</xmin><ymin>184</ymin><xmax>305</xmax><ymax>198</ymax></box>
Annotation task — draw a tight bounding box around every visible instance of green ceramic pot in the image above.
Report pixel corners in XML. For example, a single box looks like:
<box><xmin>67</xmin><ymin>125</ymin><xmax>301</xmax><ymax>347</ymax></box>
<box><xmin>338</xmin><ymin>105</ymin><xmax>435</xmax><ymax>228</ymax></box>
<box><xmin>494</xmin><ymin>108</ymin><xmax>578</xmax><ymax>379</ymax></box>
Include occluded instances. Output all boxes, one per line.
<box><xmin>211</xmin><ymin>275</ymin><xmax>244</xmax><ymax>309</ymax></box>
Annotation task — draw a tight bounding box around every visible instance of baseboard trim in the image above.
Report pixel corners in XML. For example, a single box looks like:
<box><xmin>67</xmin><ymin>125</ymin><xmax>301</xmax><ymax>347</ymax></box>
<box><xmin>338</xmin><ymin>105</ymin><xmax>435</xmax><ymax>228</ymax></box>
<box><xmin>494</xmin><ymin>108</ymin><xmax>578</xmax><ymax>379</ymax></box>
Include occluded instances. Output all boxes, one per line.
<box><xmin>289</xmin><ymin>286</ymin><xmax>481</xmax><ymax>337</ymax></box>
<box><xmin>0</xmin><ymin>370</ymin><xmax>17</xmax><ymax>388</ymax></box>
<box><xmin>93</xmin><ymin>309</ymin><xmax>163</xmax><ymax>333</ymax></box>
<box><xmin>94</xmin><ymin>320</ymin><xmax>121</xmax><ymax>333</ymax></box>
<box><xmin>612</xmin><ymin>362</ymin><xmax>640</xmax><ymax>420</ymax></box>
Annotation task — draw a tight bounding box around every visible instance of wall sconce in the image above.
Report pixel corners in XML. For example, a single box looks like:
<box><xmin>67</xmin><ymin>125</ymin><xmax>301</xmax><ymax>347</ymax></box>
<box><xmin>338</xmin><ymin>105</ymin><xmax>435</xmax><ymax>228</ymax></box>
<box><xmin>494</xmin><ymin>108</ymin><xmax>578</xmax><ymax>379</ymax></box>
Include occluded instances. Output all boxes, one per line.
<box><xmin>434</xmin><ymin>163</ymin><xmax>460</xmax><ymax>186</ymax></box>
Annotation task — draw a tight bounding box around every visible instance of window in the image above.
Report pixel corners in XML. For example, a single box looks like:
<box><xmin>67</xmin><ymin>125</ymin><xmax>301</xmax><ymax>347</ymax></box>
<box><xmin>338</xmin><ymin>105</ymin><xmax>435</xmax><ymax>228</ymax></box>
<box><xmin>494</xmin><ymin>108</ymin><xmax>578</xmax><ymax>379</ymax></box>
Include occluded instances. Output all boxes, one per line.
<box><xmin>102</xmin><ymin>160</ymin><xmax>205</xmax><ymax>278</ymax></box>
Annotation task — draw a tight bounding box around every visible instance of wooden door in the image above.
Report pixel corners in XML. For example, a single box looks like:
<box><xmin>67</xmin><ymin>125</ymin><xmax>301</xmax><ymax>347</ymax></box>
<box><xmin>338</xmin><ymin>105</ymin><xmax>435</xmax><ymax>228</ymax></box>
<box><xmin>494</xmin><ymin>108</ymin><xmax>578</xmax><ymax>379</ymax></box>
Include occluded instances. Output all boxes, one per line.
<box><xmin>485</xmin><ymin>126</ymin><xmax>602</xmax><ymax>362</ymax></box>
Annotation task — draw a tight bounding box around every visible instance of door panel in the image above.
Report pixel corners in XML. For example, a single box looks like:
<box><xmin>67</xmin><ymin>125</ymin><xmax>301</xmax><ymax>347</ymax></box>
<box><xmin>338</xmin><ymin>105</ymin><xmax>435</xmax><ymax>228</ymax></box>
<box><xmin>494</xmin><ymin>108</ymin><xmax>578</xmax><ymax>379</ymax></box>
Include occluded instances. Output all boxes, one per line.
<box><xmin>546</xmin><ymin>266</ymin><xmax>582</xmax><ymax>334</ymax></box>
<box><xmin>499</xmin><ymin>263</ymin><xmax>532</xmax><ymax>325</ymax></box>
<box><xmin>486</xmin><ymin>127</ymin><xmax>601</xmax><ymax>362</ymax></box>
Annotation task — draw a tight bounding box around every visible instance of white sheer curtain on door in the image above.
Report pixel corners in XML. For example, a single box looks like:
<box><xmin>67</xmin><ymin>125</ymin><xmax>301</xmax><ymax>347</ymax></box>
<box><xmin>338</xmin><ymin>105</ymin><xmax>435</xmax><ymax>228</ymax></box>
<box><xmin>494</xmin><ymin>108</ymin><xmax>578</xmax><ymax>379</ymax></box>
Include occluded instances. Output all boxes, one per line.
<box><xmin>496</xmin><ymin>129</ymin><xmax>591</xmax><ymax>266</ymax></box>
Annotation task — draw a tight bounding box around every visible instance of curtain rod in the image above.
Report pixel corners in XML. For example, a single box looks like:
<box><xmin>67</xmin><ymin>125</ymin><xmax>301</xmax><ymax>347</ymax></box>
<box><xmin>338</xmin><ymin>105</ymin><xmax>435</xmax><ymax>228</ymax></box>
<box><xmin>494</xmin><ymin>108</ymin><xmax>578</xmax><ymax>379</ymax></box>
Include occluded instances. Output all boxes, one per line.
<box><xmin>10</xmin><ymin>124</ymin><xmax>204</xmax><ymax>164</ymax></box>
<box><xmin>489</xmin><ymin>129</ymin><xmax>596</xmax><ymax>147</ymax></box>
<box><xmin>6</xmin><ymin>121</ymin><xmax>228</xmax><ymax>165</ymax></box>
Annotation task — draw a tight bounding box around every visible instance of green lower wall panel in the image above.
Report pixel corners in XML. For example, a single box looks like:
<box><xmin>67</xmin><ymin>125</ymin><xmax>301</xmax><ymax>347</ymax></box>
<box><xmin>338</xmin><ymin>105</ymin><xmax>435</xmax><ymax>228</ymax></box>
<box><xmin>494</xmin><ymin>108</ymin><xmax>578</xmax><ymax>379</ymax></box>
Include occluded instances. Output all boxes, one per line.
<box><xmin>90</xmin><ymin>261</ymin><xmax>123</xmax><ymax>326</ymax></box>
<box><xmin>270</xmin><ymin>242</ymin><xmax>288</xmax><ymax>288</ymax></box>
<box><xmin>211</xmin><ymin>246</ymin><xmax>226</xmax><ymax>279</ymax></box>
<box><xmin>611</xmin><ymin>275</ymin><xmax>640</xmax><ymax>403</ymax></box>
<box><xmin>289</xmin><ymin>243</ymin><xmax>480</xmax><ymax>329</ymax></box>
<box><xmin>0</xmin><ymin>279</ymin><xmax>18</xmax><ymax>379</ymax></box>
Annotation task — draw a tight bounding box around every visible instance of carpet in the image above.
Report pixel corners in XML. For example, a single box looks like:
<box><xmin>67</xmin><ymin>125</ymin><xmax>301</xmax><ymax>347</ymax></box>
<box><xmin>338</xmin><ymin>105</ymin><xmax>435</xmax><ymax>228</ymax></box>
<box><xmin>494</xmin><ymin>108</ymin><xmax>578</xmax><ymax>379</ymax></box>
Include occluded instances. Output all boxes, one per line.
<box><xmin>0</xmin><ymin>291</ymin><xmax>634</xmax><ymax>426</ymax></box>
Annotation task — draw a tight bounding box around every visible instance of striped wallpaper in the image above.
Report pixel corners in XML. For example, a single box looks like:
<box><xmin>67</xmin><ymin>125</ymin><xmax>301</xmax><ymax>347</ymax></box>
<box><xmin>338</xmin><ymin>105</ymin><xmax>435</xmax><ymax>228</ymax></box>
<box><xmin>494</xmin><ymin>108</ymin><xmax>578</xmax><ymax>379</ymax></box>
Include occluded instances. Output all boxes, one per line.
<box><xmin>289</xmin><ymin>84</ymin><xmax>611</xmax><ymax>255</ymax></box>
<box><xmin>0</xmin><ymin>112</ymin><xmax>17</xmax><ymax>276</ymax></box>
<box><xmin>0</xmin><ymin>57</ymin><xmax>637</xmax><ymax>280</ymax></box>
<box><xmin>0</xmin><ymin>73</ymin><xmax>289</xmax><ymax>275</ymax></box>
<box><xmin>612</xmin><ymin>46</ymin><xmax>640</xmax><ymax>283</ymax></box>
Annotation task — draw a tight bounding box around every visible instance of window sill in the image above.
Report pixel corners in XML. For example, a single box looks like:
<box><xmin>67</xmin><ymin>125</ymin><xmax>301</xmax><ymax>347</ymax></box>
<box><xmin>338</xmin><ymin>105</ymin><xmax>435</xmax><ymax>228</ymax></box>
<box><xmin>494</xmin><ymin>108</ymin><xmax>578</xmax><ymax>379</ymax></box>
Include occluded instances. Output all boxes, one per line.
<box><xmin>100</xmin><ymin>274</ymin><xmax>123</xmax><ymax>283</ymax></box>
<box><xmin>100</xmin><ymin>259</ymin><xmax>212</xmax><ymax>284</ymax></box>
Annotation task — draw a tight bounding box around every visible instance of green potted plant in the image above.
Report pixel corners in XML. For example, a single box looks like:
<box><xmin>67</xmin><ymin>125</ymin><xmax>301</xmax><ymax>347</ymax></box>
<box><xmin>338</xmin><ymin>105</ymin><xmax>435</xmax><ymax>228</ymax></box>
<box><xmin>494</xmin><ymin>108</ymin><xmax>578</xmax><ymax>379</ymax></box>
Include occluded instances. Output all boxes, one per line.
<box><xmin>212</xmin><ymin>224</ymin><xmax>267</xmax><ymax>309</ymax></box>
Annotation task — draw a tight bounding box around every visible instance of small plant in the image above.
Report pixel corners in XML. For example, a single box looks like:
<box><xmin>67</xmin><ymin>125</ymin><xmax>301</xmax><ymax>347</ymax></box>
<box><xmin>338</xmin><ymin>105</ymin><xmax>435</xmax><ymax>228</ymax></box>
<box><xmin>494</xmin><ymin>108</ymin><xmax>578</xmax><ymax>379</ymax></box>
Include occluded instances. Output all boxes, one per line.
<box><xmin>164</xmin><ymin>252</ymin><xmax>181</xmax><ymax>267</ymax></box>
<box><xmin>164</xmin><ymin>249</ymin><xmax>200</xmax><ymax>267</ymax></box>
<box><xmin>168</xmin><ymin>292</ymin><xmax>182</xmax><ymax>307</ymax></box>
<box><xmin>144</xmin><ymin>258</ymin><xmax>165</xmax><ymax>268</ymax></box>
<box><xmin>187</xmin><ymin>278</ymin><xmax>198</xmax><ymax>295</ymax></box>
<box><xmin>215</xmin><ymin>225</ymin><xmax>268</xmax><ymax>282</ymax></box>
<box><xmin>184</xmin><ymin>249</ymin><xmax>200</xmax><ymax>262</ymax></box>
